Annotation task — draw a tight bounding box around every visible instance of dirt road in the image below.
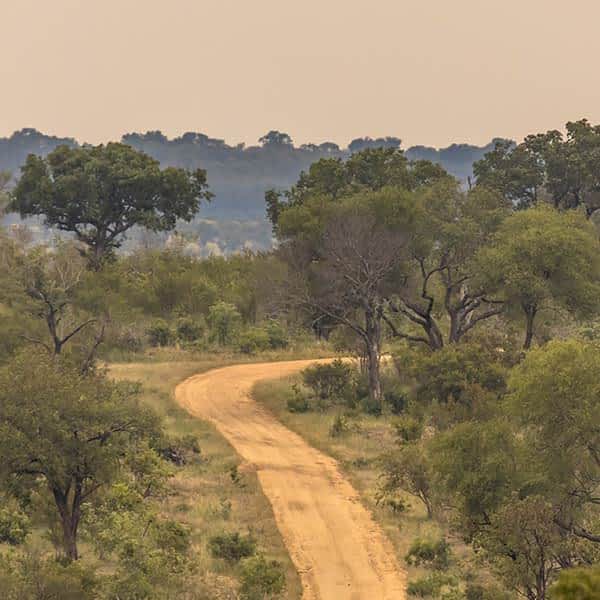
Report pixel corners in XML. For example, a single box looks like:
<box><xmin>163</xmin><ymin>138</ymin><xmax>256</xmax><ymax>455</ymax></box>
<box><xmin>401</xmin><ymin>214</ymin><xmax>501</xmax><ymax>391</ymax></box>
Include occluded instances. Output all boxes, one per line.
<box><xmin>175</xmin><ymin>359</ymin><xmax>405</xmax><ymax>600</ymax></box>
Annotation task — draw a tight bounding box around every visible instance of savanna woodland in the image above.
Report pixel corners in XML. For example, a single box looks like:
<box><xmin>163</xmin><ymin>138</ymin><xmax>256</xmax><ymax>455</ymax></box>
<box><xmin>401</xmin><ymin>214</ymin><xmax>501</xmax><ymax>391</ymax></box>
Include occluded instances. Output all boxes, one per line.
<box><xmin>1</xmin><ymin>120</ymin><xmax>600</xmax><ymax>599</ymax></box>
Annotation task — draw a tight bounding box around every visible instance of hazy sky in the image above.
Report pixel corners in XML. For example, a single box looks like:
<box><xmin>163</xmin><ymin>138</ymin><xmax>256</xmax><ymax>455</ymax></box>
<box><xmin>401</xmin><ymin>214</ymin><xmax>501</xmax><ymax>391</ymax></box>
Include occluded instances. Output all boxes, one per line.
<box><xmin>3</xmin><ymin>0</ymin><xmax>600</xmax><ymax>148</ymax></box>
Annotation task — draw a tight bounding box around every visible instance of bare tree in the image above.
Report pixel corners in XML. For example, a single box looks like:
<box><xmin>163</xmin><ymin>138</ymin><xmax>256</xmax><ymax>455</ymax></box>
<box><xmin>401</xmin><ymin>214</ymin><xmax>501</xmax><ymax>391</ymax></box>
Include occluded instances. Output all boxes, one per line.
<box><xmin>20</xmin><ymin>243</ymin><xmax>106</xmax><ymax>366</ymax></box>
<box><xmin>279</xmin><ymin>213</ymin><xmax>409</xmax><ymax>406</ymax></box>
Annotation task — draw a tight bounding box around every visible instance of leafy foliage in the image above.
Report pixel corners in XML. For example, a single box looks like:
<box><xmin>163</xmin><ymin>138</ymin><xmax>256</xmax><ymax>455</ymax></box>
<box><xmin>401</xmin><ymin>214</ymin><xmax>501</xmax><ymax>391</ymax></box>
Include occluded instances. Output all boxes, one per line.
<box><xmin>208</xmin><ymin>531</ymin><xmax>257</xmax><ymax>564</ymax></box>
<box><xmin>11</xmin><ymin>143</ymin><xmax>211</xmax><ymax>268</ymax></box>
<box><xmin>301</xmin><ymin>359</ymin><xmax>356</xmax><ymax>408</ymax></box>
<box><xmin>405</xmin><ymin>538</ymin><xmax>452</xmax><ymax>571</ymax></box>
<box><xmin>239</xmin><ymin>555</ymin><xmax>286</xmax><ymax>600</ymax></box>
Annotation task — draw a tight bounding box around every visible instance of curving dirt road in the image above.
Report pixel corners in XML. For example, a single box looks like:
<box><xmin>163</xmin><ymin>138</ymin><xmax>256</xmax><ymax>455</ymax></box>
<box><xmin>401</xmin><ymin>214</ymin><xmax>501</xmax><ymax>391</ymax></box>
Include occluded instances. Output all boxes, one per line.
<box><xmin>175</xmin><ymin>359</ymin><xmax>405</xmax><ymax>600</ymax></box>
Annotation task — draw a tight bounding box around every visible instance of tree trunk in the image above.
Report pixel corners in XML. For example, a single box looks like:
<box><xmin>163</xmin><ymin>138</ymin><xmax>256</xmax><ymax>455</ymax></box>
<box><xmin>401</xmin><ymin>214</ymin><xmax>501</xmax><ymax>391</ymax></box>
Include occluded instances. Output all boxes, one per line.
<box><xmin>523</xmin><ymin>304</ymin><xmax>537</xmax><ymax>350</ymax></box>
<box><xmin>61</xmin><ymin>518</ymin><xmax>79</xmax><ymax>561</ymax></box>
<box><xmin>88</xmin><ymin>236</ymin><xmax>107</xmax><ymax>271</ymax></box>
<box><xmin>448</xmin><ymin>309</ymin><xmax>460</xmax><ymax>345</ymax></box>
<box><xmin>53</xmin><ymin>487</ymin><xmax>81</xmax><ymax>561</ymax></box>
<box><xmin>365</xmin><ymin>308</ymin><xmax>383</xmax><ymax>409</ymax></box>
<box><xmin>427</xmin><ymin>319</ymin><xmax>444</xmax><ymax>351</ymax></box>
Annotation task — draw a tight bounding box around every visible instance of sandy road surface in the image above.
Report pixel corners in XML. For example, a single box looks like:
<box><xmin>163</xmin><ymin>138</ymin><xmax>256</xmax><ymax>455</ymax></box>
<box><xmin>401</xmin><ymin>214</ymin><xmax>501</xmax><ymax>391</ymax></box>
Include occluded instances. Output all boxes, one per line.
<box><xmin>175</xmin><ymin>359</ymin><xmax>405</xmax><ymax>600</ymax></box>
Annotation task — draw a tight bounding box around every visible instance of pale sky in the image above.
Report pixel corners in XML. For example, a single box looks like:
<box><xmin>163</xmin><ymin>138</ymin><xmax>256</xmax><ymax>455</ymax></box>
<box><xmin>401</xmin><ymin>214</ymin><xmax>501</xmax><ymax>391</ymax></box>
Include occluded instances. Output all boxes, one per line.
<box><xmin>2</xmin><ymin>0</ymin><xmax>600</xmax><ymax>148</ymax></box>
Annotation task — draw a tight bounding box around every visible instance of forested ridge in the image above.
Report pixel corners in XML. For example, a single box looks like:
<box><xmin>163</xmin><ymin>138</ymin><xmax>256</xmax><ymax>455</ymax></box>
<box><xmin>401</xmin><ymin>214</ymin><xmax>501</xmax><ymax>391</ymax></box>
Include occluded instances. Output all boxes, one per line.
<box><xmin>0</xmin><ymin>128</ymin><xmax>501</xmax><ymax>220</ymax></box>
<box><xmin>0</xmin><ymin>119</ymin><xmax>600</xmax><ymax>598</ymax></box>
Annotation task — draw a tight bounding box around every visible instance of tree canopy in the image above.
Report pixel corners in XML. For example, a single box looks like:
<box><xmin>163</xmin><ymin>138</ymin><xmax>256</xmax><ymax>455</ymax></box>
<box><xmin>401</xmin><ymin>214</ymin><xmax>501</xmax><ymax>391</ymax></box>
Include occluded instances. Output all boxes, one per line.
<box><xmin>10</xmin><ymin>143</ymin><xmax>211</xmax><ymax>268</ymax></box>
<box><xmin>0</xmin><ymin>352</ymin><xmax>159</xmax><ymax>560</ymax></box>
<box><xmin>474</xmin><ymin>206</ymin><xmax>600</xmax><ymax>348</ymax></box>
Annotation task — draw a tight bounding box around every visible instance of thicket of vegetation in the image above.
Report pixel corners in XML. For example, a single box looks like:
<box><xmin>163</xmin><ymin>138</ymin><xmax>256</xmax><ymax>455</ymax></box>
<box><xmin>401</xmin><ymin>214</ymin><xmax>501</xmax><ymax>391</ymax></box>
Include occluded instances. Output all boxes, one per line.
<box><xmin>1</xmin><ymin>119</ymin><xmax>600</xmax><ymax>598</ymax></box>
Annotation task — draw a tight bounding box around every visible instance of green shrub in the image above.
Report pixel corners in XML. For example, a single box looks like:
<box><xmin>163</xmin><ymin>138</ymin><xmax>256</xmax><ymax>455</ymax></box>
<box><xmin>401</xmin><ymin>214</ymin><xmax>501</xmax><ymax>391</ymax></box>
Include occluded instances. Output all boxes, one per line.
<box><xmin>378</xmin><ymin>496</ymin><xmax>409</xmax><ymax>514</ymax></box>
<box><xmin>384</xmin><ymin>387</ymin><xmax>407</xmax><ymax>415</ymax></box>
<box><xmin>238</xmin><ymin>327</ymin><xmax>271</xmax><ymax>354</ymax></box>
<box><xmin>208</xmin><ymin>531</ymin><xmax>256</xmax><ymax>563</ymax></box>
<box><xmin>111</xmin><ymin>326</ymin><xmax>145</xmax><ymax>353</ymax></box>
<box><xmin>302</xmin><ymin>360</ymin><xmax>355</xmax><ymax>407</ymax></box>
<box><xmin>176</xmin><ymin>317</ymin><xmax>204</xmax><ymax>343</ymax></box>
<box><xmin>239</xmin><ymin>555</ymin><xmax>286</xmax><ymax>600</ymax></box>
<box><xmin>154</xmin><ymin>519</ymin><xmax>191</xmax><ymax>554</ymax></box>
<box><xmin>265</xmin><ymin>321</ymin><xmax>289</xmax><ymax>349</ymax></box>
<box><xmin>393</xmin><ymin>416</ymin><xmax>423</xmax><ymax>443</ymax></box>
<box><xmin>405</xmin><ymin>537</ymin><xmax>452</xmax><ymax>571</ymax></box>
<box><xmin>0</xmin><ymin>551</ymin><xmax>98</xmax><ymax>600</ymax></box>
<box><xmin>208</xmin><ymin>301</ymin><xmax>242</xmax><ymax>346</ymax></box>
<box><xmin>0</xmin><ymin>507</ymin><xmax>30</xmax><ymax>545</ymax></box>
<box><xmin>360</xmin><ymin>394</ymin><xmax>382</xmax><ymax>416</ymax></box>
<box><xmin>550</xmin><ymin>567</ymin><xmax>600</xmax><ymax>600</ymax></box>
<box><xmin>329</xmin><ymin>413</ymin><xmax>350</xmax><ymax>437</ymax></box>
<box><xmin>146</xmin><ymin>319</ymin><xmax>174</xmax><ymax>347</ymax></box>
<box><xmin>465</xmin><ymin>583</ymin><xmax>511</xmax><ymax>600</ymax></box>
<box><xmin>407</xmin><ymin>573</ymin><xmax>457</xmax><ymax>597</ymax></box>
<box><xmin>287</xmin><ymin>385</ymin><xmax>310</xmax><ymax>413</ymax></box>
<box><xmin>405</xmin><ymin>344</ymin><xmax>507</xmax><ymax>407</ymax></box>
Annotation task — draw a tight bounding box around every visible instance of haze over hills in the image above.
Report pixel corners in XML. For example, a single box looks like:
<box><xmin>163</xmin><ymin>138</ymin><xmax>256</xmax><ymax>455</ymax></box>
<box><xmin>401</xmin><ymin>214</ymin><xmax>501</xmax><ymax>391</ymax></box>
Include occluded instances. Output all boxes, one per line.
<box><xmin>0</xmin><ymin>128</ymin><xmax>504</xmax><ymax>252</ymax></box>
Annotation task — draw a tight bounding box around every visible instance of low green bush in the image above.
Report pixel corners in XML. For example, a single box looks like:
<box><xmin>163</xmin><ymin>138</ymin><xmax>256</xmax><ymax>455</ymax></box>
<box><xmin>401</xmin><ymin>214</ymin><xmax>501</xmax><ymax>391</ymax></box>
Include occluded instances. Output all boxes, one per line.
<box><xmin>384</xmin><ymin>387</ymin><xmax>407</xmax><ymax>414</ymax></box>
<box><xmin>238</xmin><ymin>327</ymin><xmax>271</xmax><ymax>354</ymax></box>
<box><xmin>0</xmin><ymin>507</ymin><xmax>30</xmax><ymax>545</ymax></box>
<box><xmin>175</xmin><ymin>317</ymin><xmax>204</xmax><ymax>343</ymax></box>
<box><xmin>407</xmin><ymin>573</ymin><xmax>457</xmax><ymax>597</ymax></box>
<box><xmin>208</xmin><ymin>531</ymin><xmax>256</xmax><ymax>563</ymax></box>
<box><xmin>264</xmin><ymin>321</ymin><xmax>289</xmax><ymax>349</ymax></box>
<box><xmin>239</xmin><ymin>555</ymin><xmax>286</xmax><ymax>600</ymax></box>
<box><xmin>302</xmin><ymin>359</ymin><xmax>356</xmax><ymax>408</ymax></box>
<box><xmin>393</xmin><ymin>416</ymin><xmax>423</xmax><ymax>443</ymax></box>
<box><xmin>405</xmin><ymin>537</ymin><xmax>452</xmax><ymax>571</ymax></box>
<box><xmin>550</xmin><ymin>567</ymin><xmax>600</xmax><ymax>600</ymax></box>
<box><xmin>329</xmin><ymin>413</ymin><xmax>351</xmax><ymax>437</ymax></box>
<box><xmin>466</xmin><ymin>583</ymin><xmax>512</xmax><ymax>600</ymax></box>
<box><xmin>146</xmin><ymin>319</ymin><xmax>174</xmax><ymax>347</ymax></box>
<box><xmin>287</xmin><ymin>385</ymin><xmax>311</xmax><ymax>413</ymax></box>
<box><xmin>360</xmin><ymin>394</ymin><xmax>382</xmax><ymax>416</ymax></box>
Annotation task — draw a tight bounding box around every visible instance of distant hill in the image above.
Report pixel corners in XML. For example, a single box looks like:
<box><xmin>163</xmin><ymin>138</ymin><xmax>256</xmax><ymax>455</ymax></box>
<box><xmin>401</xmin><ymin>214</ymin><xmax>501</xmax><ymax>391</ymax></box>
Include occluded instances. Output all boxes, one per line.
<box><xmin>0</xmin><ymin>128</ymin><xmax>505</xmax><ymax>252</ymax></box>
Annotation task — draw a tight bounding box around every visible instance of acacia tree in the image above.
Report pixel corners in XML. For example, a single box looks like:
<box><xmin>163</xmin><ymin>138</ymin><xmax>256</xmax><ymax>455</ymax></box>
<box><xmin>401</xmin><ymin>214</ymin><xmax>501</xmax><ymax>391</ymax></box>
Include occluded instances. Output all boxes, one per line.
<box><xmin>474</xmin><ymin>207</ymin><xmax>600</xmax><ymax>349</ymax></box>
<box><xmin>10</xmin><ymin>143</ymin><xmax>211</xmax><ymax>269</ymax></box>
<box><xmin>0</xmin><ymin>352</ymin><xmax>160</xmax><ymax>560</ymax></box>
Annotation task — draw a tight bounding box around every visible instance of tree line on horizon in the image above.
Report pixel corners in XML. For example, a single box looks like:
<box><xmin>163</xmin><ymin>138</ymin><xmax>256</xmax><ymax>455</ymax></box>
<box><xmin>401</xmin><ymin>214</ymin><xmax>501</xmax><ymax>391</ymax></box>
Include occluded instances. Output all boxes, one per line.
<box><xmin>0</xmin><ymin>127</ymin><xmax>502</xmax><ymax>221</ymax></box>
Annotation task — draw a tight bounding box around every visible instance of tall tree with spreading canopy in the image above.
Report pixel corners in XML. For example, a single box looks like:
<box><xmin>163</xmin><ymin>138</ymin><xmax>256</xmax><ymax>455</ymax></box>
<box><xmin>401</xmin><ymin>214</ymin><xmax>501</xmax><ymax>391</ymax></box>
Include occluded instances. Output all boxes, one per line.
<box><xmin>474</xmin><ymin>206</ymin><xmax>600</xmax><ymax>349</ymax></box>
<box><xmin>10</xmin><ymin>143</ymin><xmax>211</xmax><ymax>269</ymax></box>
<box><xmin>475</xmin><ymin>119</ymin><xmax>600</xmax><ymax>217</ymax></box>
<box><xmin>385</xmin><ymin>181</ymin><xmax>508</xmax><ymax>349</ymax></box>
